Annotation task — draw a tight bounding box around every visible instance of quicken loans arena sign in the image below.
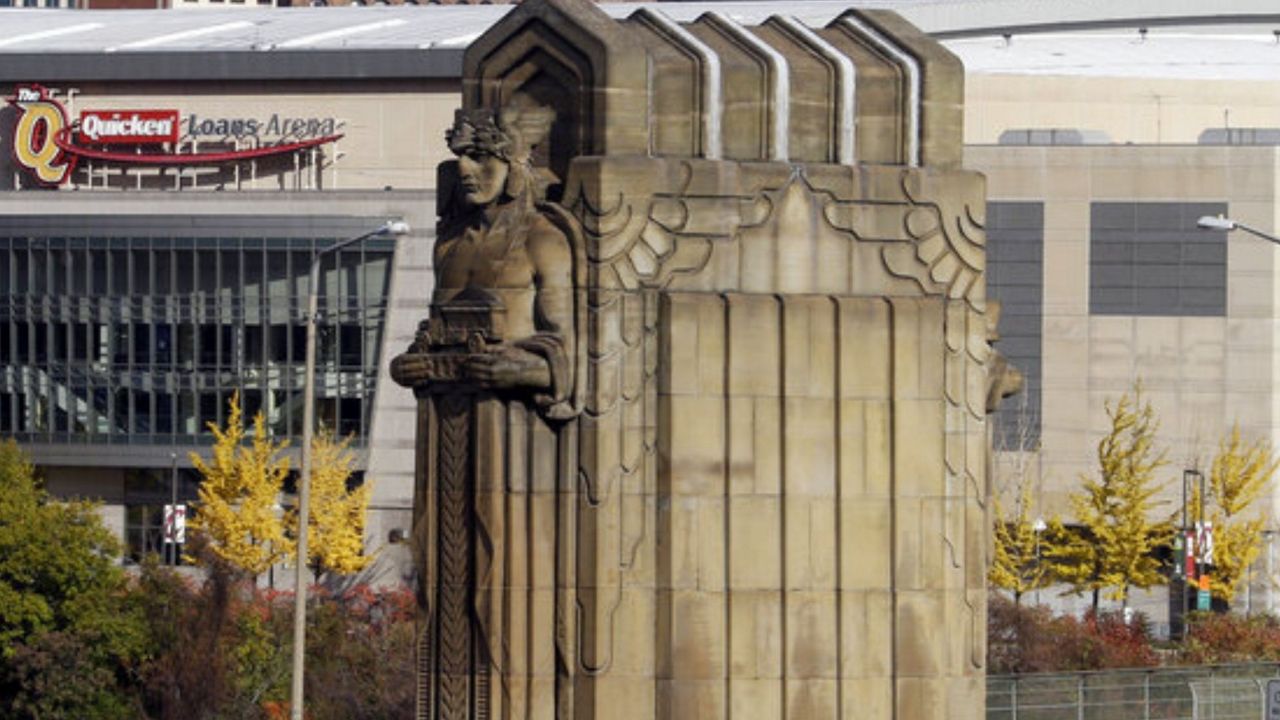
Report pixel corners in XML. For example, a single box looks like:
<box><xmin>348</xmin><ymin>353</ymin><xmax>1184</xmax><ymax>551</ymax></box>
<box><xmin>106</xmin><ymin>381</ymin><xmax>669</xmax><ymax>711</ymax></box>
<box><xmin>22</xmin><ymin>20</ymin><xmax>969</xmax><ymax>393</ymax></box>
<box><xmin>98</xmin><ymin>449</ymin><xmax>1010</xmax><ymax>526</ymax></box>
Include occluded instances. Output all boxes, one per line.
<box><xmin>7</xmin><ymin>84</ymin><xmax>343</xmax><ymax>186</ymax></box>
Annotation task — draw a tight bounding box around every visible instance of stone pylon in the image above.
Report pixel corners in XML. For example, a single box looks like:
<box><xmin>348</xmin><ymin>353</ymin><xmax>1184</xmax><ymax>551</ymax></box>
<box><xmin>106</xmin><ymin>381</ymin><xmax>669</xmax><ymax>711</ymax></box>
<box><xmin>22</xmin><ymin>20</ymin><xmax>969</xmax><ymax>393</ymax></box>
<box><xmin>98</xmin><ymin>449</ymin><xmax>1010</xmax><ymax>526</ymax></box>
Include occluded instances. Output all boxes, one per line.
<box><xmin>394</xmin><ymin>1</ymin><xmax>997</xmax><ymax>718</ymax></box>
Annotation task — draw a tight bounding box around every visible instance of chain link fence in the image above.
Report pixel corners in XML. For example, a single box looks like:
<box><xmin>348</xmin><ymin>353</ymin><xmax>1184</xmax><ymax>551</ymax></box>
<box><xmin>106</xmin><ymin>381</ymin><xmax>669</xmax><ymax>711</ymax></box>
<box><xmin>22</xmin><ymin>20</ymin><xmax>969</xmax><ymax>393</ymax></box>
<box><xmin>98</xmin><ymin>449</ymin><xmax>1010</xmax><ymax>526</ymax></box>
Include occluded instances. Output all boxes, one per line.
<box><xmin>988</xmin><ymin>663</ymin><xmax>1280</xmax><ymax>719</ymax></box>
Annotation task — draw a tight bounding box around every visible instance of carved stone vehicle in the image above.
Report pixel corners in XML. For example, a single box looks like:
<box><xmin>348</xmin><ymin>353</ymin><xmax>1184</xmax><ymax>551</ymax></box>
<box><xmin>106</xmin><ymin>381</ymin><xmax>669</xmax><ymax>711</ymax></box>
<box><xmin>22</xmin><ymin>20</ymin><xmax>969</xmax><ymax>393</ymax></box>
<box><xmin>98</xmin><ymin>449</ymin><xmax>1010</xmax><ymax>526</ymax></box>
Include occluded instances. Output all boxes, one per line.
<box><xmin>391</xmin><ymin>1</ymin><xmax>1008</xmax><ymax>717</ymax></box>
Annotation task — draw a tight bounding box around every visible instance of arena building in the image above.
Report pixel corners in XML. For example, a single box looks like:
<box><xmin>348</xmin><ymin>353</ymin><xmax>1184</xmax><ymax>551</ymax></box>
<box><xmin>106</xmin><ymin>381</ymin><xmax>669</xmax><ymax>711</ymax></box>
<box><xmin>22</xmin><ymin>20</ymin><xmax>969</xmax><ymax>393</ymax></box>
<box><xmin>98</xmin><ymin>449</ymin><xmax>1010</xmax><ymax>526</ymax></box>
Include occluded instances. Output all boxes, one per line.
<box><xmin>5</xmin><ymin>0</ymin><xmax>1280</xmax><ymax>610</ymax></box>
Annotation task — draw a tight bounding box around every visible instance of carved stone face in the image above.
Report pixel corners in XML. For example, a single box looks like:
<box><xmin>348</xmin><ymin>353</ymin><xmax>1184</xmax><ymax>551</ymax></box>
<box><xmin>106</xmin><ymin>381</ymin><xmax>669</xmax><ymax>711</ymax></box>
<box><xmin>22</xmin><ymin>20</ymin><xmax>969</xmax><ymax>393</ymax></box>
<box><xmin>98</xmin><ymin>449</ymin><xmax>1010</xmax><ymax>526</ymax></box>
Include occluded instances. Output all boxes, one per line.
<box><xmin>457</xmin><ymin>151</ymin><xmax>509</xmax><ymax>207</ymax></box>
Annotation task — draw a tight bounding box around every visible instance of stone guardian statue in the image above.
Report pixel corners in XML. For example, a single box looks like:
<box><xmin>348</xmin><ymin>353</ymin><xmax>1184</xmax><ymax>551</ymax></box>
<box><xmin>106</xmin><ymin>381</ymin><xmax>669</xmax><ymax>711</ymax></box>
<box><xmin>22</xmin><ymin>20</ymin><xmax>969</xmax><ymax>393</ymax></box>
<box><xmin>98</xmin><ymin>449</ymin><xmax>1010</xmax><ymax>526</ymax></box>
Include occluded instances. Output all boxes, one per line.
<box><xmin>392</xmin><ymin>101</ymin><xmax>585</xmax><ymax>720</ymax></box>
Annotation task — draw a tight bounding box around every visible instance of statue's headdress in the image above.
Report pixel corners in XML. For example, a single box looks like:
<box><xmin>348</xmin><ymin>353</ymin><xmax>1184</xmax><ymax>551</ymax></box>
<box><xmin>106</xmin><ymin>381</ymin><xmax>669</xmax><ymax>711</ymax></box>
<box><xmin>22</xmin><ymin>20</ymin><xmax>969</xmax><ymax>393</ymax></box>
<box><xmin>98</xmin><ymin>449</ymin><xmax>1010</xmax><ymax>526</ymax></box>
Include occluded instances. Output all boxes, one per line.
<box><xmin>446</xmin><ymin>102</ymin><xmax>557</xmax><ymax>204</ymax></box>
<box><xmin>447</xmin><ymin>104</ymin><xmax>555</xmax><ymax>164</ymax></box>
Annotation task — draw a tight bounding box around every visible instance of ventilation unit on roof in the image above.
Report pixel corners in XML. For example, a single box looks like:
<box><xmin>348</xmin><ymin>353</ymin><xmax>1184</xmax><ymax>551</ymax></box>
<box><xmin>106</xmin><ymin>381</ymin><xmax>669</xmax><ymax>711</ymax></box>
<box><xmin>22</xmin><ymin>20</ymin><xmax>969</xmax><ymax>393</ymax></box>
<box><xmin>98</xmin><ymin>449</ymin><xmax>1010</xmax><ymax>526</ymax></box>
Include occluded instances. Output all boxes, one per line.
<box><xmin>1198</xmin><ymin>128</ymin><xmax>1280</xmax><ymax>145</ymax></box>
<box><xmin>997</xmin><ymin>128</ymin><xmax>1112</xmax><ymax>146</ymax></box>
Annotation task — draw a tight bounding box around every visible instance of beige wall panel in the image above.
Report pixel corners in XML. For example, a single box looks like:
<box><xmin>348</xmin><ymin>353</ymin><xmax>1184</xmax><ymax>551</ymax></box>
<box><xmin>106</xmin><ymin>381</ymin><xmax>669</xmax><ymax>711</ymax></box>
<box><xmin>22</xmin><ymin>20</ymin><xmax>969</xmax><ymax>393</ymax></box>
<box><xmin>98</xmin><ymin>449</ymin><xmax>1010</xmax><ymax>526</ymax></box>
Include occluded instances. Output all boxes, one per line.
<box><xmin>728</xmin><ymin>678</ymin><xmax>783</xmax><ymax>720</ymax></box>
<box><xmin>738</xmin><ymin>398</ymin><xmax>783</xmax><ymax>497</ymax></box>
<box><xmin>658</xmin><ymin>293</ymin><xmax>729</xmax><ymax>719</ymax></box>
<box><xmin>1178</xmin><ymin>318</ymin><xmax>1227</xmax><ymax>388</ymax></box>
<box><xmin>662</xmin><ymin>589</ymin><xmax>728</xmax><ymax>681</ymax></box>
<box><xmin>661</xmin><ymin>294</ymin><xmax>710</xmax><ymax>397</ymax></box>
<box><xmin>839</xmin><ymin>399</ymin><xmax>893</xmax><ymax>498</ymax></box>
<box><xmin>1131</xmin><ymin>316</ymin><xmax>1183</xmax><ymax>386</ymax></box>
<box><xmin>726</xmin><ymin>294</ymin><xmax>782</xmax><ymax>398</ymax></box>
<box><xmin>1227</xmin><ymin>154</ymin><xmax>1278</xmax><ymax>202</ymax></box>
<box><xmin>893</xmin><ymin>400</ymin><xmax>946</xmax><ymax>498</ymax></box>
<box><xmin>945</xmin><ymin>676</ymin><xmax>985</xmax><ymax>720</ymax></box>
<box><xmin>843</xmin><ymin>676</ymin><xmax>893</xmax><ymax>720</ymax></box>
<box><xmin>657</xmin><ymin>678</ymin><xmax>725</xmax><ymax>720</ymax></box>
<box><xmin>1043</xmin><ymin>200</ymin><xmax>1089</xmax><ymax>232</ymax></box>
<box><xmin>979</xmin><ymin>163</ymin><xmax>1046</xmax><ymax>200</ymax></box>
<box><xmin>1041</xmin><ymin>240</ymin><xmax>1088</xmax><ymax>314</ymax></box>
<box><xmin>1043</xmin><ymin>165</ymin><xmax>1091</xmax><ymax>201</ymax></box>
<box><xmin>965</xmin><ymin>75</ymin><xmax>1280</xmax><ymax>145</ymax></box>
<box><xmin>840</xmin><ymin>590</ymin><xmax>893</xmax><ymax>678</ymax></box>
<box><xmin>1087</xmin><ymin>316</ymin><xmax>1136</xmax><ymax>391</ymax></box>
<box><xmin>838</xmin><ymin>298</ymin><xmax>893</xmax><ymax>399</ymax></box>
<box><xmin>1224</xmin><ymin>346</ymin><xmax>1275</xmax><ymax>397</ymax></box>
<box><xmin>894</xmin><ymin>590</ymin><xmax>946</xmax><ymax>677</ymax></box>
<box><xmin>1040</xmin><ymin>385</ymin><xmax>1089</xmax><ymax>434</ymax></box>
<box><xmin>653</xmin><ymin>283</ymin><xmax>970</xmax><ymax>718</ymax></box>
<box><xmin>729</xmin><ymin>496</ymin><xmax>782</xmax><ymax>590</ymax></box>
<box><xmin>901</xmin><ymin>671</ymin><xmax>952</xmax><ymax>717</ymax></box>
<box><xmin>785</xmin><ymin>678</ymin><xmax>838</xmax><ymax>718</ymax></box>
<box><xmin>784</xmin><ymin>591</ymin><xmax>838</xmax><ymax>678</ymax></box>
<box><xmin>1229</xmin><ymin>271</ymin><xmax>1276</xmax><ymax>319</ymax></box>
<box><xmin>1041</xmin><ymin>316</ymin><xmax>1089</xmax><ymax>383</ymax></box>
<box><xmin>839</xmin><ymin>497</ymin><xmax>892</xmax><ymax>590</ymax></box>
<box><xmin>728</xmin><ymin>590</ymin><xmax>784</xmax><ymax>679</ymax></box>
<box><xmin>587</xmin><ymin>675</ymin><xmax>655</xmax><ymax>719</ymax></box>
<box><xmin>784</xmin><ymin>495</ymin><xmax>838</xmax><ymax>589</ymax></box>
<box><xmin>611</xmin><ymin>588</ymin><xmax>658</xmax><ymax>676</ymax></box>
<box><xmin>666</xmin><ymin>395</ymin><xmax>725</xmax><ymax>499</ymax></box>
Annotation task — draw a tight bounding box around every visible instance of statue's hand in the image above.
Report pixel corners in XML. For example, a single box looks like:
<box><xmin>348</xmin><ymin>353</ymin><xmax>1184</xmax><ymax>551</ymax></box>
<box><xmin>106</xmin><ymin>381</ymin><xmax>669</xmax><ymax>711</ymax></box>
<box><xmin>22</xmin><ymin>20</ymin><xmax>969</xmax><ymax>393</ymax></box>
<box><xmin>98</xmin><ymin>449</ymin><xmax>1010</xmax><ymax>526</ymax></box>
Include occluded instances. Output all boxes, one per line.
<box><xmin>464</xmin><ymin>345</ymin><xmax>552</xmax><ymax>390</ymax></box>
<box><xmin>390</xmin><ymin>353</ymin><xmax>436</xmax><ymax>387</ymax></box>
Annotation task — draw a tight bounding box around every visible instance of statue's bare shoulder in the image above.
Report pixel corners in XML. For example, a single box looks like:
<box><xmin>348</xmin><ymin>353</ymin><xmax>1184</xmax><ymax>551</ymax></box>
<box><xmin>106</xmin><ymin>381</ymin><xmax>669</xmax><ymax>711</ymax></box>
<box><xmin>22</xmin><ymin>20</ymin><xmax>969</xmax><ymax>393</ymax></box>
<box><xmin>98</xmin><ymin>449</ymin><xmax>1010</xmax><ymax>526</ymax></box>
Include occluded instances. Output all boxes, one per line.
<box><xmin>527</xmin><ymin>211</ymin><xmax>572</xmax><ymax>288</ymax></box>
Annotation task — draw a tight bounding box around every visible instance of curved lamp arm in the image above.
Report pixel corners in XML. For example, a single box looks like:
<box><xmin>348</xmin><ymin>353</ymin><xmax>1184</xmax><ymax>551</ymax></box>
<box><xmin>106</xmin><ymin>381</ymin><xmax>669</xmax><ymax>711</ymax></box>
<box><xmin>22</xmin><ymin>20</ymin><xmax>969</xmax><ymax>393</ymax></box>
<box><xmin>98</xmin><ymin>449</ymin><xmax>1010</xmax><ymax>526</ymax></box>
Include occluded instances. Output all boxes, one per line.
<box><xmin>1197</xmin><ymin>215</ymin><xmax>1280</xmax><ymax>245</ymax></box>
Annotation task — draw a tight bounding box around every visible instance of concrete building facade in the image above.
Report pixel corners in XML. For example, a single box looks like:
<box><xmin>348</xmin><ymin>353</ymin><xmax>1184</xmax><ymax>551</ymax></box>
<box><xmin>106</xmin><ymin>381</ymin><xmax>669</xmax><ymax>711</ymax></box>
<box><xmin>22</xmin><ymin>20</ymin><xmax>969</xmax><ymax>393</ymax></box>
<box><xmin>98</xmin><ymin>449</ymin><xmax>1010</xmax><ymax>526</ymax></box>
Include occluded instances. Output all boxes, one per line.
<box><xmin>6</xmin><ymin>2</ymin><xmax>1280</xmax><ymax>613</ymax></box>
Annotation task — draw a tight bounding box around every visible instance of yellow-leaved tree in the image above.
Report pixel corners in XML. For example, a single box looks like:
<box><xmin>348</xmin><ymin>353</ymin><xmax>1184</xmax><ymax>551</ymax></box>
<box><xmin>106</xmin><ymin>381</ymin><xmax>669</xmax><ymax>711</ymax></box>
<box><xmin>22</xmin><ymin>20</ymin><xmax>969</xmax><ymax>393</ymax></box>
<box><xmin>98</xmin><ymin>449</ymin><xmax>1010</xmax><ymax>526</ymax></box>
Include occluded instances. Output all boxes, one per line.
<box><xmin>1044</xmin><ymin>387</ymin><xmax>1172</xmax><ymax>611</ymax></box>
<box><xmin>189</xmin><ymin>392</ymin><xmax>295</xmax><ymax>578</ymax></box>
<box><xmin>297</xmin><ymin>429</ymin><xmax>372</xmax><ymax>583</ymax></box>
<box><xmin>990</xmin><ymin>480</ymin><xmax>1050</xmax><ymax>606</ymax></box>
<box><xmin>1202</xmin><ymin>424</ymin><xmax>1277</xmax><ymax>605</ymax></box>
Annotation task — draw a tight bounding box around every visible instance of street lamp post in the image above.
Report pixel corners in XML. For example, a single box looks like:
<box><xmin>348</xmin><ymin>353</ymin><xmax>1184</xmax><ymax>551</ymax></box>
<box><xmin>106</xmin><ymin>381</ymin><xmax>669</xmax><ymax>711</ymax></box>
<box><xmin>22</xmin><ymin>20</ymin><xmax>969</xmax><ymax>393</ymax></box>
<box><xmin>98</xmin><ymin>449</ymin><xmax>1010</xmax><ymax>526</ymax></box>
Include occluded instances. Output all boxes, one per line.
<box><xmin>1180</xmin><ymin>468</ymin><xmax>1204</xmax><ymax>638</ymax></box>
<box><xmin>1196</xmin><ymin>214</ymin><xmax>1280</xmax><ymax>620</ymax></box>
<box><xmin>1266</xmin><ymin>530</ymin><xmax>1277</xmax><ymax>616</ymax></box>
<box><xmin>1032</xmin><ymin>516</ymin><xmax>1047</xmax><ymax>606</ymax></box>
<box><xmin>289</xmin><ymin>220</ymin><xmax>410</xmax><ymax>720</ymax></box>
<box><xmin>169</xmin><ymin>452</ymin><xmax>178</xmax><ymax>567</ymax></box>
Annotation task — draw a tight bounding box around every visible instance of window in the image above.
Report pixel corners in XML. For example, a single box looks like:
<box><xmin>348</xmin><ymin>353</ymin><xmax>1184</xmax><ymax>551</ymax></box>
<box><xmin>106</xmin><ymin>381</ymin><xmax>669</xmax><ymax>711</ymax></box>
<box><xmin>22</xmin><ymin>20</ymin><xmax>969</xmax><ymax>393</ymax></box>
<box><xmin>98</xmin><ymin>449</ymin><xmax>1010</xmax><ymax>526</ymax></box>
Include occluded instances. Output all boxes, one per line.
<box><xmin>155</xmin><ymin>324</ymin><xmax>172</xmax><ymax>364</ymax></box>
<box><xmin>34</xmin><ymin>323</ymin><xmax>47</xmax><ymax>363</ymax></box>
<box><xmin>986</xmin><ymin>202</ymin><xmax>1044</xmax><ymax>451</ymax></box>
<box><xmin>0</xmin><ymin>229</ymin><xmax>393</xmax><ymax>447</ymax></box>
<box><xmin>125</xmin><ymin>505</ymin><xmax>166</xmax><ymax>563</ymax></box>
<box><xmin>155</xmin><ymin>393</ymin><xmax>174</xmax><ymax>434</ymax></box>
<box><xmin>133</xmin><ymin>323</ymin><xmax>151</xmax><ymax>364</ymax></box>
<box><xmin>1090</xmin><ymin>202</ymin><xmax>1227</xmax><ymax>316</ymax></box>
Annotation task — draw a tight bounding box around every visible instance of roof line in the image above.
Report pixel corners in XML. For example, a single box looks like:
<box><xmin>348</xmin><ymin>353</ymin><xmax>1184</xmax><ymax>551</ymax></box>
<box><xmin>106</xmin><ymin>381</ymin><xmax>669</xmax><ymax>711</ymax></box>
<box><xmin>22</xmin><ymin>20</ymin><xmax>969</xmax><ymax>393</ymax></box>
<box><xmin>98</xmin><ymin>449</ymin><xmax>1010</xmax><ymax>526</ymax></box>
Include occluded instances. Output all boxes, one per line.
<box><xmin>933</xmin><ymin>13</ymin><xmax>1280</xmax><ymax>40</ymax></box>
<box><xmin>0</xmin><ymin>47</ymin><xmax>464</xmax><ymax>82</ymax></box>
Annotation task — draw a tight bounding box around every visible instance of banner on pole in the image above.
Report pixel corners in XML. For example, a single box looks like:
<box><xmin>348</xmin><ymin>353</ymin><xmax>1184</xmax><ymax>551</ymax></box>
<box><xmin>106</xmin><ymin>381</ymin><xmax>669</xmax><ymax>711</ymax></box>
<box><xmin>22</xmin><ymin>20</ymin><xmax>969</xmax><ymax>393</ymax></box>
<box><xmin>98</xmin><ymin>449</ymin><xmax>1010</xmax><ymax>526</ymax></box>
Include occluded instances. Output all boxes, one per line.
<box><xmin>163</xmin><ymin>504</ymin><xmax>186</xmax><ymax>544</ymax></box>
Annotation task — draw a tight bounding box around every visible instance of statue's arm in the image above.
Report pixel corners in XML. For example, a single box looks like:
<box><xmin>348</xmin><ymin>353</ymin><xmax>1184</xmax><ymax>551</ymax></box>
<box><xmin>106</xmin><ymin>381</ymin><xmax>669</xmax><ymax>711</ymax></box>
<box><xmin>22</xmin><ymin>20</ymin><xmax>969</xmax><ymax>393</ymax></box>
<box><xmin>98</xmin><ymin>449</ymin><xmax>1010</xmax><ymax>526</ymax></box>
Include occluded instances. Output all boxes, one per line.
<box><xmin>528</xmin><ymin>222</ymin><xmax>574</xmax><ymax>338</ymax></box>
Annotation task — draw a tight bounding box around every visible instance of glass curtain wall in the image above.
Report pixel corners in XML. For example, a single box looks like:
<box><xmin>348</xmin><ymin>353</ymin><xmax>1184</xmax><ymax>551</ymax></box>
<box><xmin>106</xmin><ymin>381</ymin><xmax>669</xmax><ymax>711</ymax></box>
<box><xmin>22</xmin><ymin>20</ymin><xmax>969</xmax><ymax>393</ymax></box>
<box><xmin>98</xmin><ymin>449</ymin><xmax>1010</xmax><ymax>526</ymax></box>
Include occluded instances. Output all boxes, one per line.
<box><xmin>0</xmin><ymin>230</ymin><xmax>394</xmax><ymax>446</ymax></box>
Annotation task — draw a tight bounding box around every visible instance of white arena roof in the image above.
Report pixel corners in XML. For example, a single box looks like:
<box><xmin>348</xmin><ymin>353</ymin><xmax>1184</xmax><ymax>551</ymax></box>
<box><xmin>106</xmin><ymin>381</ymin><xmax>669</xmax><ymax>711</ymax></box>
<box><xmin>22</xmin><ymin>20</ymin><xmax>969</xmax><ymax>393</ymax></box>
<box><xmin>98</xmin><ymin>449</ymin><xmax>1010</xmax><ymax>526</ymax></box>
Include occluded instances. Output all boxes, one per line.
<box><xmin>2</xmin><ymin>0</ymin><xmax>1280</xmax><ymax>81</ymax></box>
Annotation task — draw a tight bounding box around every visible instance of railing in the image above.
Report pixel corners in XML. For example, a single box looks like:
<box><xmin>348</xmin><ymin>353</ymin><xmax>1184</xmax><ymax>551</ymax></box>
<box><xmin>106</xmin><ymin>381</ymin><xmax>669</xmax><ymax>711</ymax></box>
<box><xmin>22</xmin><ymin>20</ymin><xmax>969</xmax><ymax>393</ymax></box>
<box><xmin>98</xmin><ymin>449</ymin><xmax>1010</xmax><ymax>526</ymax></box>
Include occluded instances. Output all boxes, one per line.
<box><xmin>988</xmin><ymin>663</ymin><xmax>1280</xmax><ymax>719</ymax></box>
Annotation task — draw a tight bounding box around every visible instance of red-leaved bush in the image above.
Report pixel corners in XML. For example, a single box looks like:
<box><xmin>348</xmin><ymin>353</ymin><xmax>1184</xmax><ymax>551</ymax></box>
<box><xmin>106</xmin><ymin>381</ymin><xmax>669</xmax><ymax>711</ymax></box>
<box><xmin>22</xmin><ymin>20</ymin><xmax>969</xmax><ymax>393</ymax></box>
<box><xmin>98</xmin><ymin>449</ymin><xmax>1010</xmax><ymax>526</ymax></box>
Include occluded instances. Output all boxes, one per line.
<box><xmin>1178</xmin><ymin>612</ymin><xmax>1280</xmax><ymax>665</ymax></box>
<box><xmin>988</xmin><ymin>594</ymin><xmax>1159</xmax><ymax>673</ymax></box>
